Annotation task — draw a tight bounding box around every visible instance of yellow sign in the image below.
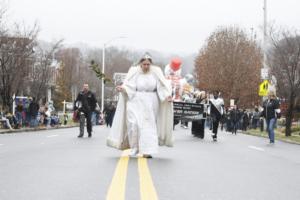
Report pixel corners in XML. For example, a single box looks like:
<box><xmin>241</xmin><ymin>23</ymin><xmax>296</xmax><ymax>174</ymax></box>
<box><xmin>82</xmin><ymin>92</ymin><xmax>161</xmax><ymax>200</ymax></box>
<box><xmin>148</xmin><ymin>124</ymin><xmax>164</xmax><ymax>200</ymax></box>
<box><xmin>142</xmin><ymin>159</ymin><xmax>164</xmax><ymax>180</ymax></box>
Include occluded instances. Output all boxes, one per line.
<box><xmin>259</xmin><ymin>80</ymin><xmax>270</xmax><ymax>96</ymax></box>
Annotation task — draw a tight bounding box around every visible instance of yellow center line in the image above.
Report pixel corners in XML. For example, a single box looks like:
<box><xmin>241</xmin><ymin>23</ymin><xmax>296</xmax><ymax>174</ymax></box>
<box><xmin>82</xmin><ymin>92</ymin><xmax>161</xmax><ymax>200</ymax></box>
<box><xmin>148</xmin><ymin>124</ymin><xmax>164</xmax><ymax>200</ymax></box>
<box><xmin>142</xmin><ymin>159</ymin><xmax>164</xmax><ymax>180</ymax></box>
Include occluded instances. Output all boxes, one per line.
<box><xmin>106</xmin><ymin>150</ymin><xmax>130</xmax><ymax>200</ymax></box>
<box><xmin>138</xmin><ymin>157</ymin><xmax>158</xmax><ymax>200</ymax></box>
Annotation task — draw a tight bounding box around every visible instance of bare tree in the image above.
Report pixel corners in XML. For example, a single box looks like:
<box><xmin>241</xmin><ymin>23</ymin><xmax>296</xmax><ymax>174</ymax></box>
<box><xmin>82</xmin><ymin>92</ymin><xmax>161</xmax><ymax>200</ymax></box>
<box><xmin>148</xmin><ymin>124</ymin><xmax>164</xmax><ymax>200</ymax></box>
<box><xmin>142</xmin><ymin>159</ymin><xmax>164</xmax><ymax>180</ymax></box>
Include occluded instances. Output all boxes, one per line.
<box><xmin>28</xmin><ymin>40</ymin><xmax>63</xmax><ymax>101</ymax></box>
<box><xmin>194</xmin><ymin>26</ymin><xmax>262</xmax><ymax>108</ymax></box>
<box><xmin>0</xmin><ymin>20</ymin><xmax>39</xmax><ymax>110</ymax></box>
<box><xmin>85</xmin><ymin>47</ymin><xmax>135</xmax><ymax>103</ymax></box>
<box><xmin>0</xmin><ymin>2</ymin><xmax>7</xmax><ymax>35</ymax></box>
<box><xmin>52</xmin><ymin>48</ymin><xmax>82</xmax><ymax>108</ymax></box>
<box><xmin>268</xmin><ymin>28</ymin><xmax>300</xmax><ymax>136</ymax></box>
<box><xmin>104</xmin><ymin>47</ymin><xmax>134</xmax><ymax>79</ymax></box>
<box><xmin>52</xmin><ymin>62</ymin><xmax>72</xmax><ymax>110</ymax></box>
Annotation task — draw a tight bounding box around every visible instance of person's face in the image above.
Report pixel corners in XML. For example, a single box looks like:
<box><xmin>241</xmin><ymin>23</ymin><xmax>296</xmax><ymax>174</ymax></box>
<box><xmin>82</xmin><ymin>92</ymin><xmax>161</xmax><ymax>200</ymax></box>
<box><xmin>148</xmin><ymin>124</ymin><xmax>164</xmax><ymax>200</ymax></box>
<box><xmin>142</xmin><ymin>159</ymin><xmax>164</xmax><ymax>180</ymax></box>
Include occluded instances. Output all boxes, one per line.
<box><xmin>268</xmin><ymin>93</ymin><xmax>275</xmax><ymax>100</ymax></box>
<box><xmin>83</xmin><ymin>84</ymin><xmax>89</xmax><ymax>92</ymax></box>
<box><xmin>213</xmin><ymin>92</ymin><xmax>218</xmax><ymax>99</ymax></box>
<box><xmin>141</xmin><ymin>60</ymin><xmax>151</xmax><ymax>72</ymax></box>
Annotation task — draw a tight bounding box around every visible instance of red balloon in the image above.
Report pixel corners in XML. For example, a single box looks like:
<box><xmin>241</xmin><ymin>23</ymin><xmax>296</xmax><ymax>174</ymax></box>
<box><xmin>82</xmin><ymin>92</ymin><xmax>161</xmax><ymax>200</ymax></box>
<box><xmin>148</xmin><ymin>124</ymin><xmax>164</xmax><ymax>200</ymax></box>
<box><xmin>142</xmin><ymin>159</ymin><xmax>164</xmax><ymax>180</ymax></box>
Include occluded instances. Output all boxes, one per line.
<box><xmin>170</xmin><ymin>58</ymin><xmax>182</xmax><ymax>71</ymax></box>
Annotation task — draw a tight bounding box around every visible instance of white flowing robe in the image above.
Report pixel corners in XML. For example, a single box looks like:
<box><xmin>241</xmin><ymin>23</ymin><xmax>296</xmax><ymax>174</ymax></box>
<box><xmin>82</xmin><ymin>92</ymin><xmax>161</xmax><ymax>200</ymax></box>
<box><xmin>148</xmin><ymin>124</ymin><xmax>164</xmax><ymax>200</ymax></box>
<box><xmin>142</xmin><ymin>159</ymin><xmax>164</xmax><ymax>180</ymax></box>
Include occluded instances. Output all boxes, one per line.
<box><xmin>127</xmin><ymin>72</ymin><xmax>159</xmax><ymax>154</ymax></box>
<box><xmin>107</xmin><ymin>65</ymin><xmax>173</xmax><ymax>151</ymax></box>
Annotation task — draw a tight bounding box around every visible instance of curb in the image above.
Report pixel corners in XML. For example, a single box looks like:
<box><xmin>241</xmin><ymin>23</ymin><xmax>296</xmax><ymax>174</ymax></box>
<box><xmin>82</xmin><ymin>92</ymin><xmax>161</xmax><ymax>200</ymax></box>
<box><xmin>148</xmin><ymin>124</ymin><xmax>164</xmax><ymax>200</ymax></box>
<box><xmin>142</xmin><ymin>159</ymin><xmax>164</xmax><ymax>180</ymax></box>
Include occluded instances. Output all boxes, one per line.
<box><xmin>244</xmin><ymin>131</ymin><xmax>300</xmax><ymax>145</ymax></box>
<box><xmin>0</xmin><ymin>125</ymin><xmax>79</xmax><ymax>134</ymax></box>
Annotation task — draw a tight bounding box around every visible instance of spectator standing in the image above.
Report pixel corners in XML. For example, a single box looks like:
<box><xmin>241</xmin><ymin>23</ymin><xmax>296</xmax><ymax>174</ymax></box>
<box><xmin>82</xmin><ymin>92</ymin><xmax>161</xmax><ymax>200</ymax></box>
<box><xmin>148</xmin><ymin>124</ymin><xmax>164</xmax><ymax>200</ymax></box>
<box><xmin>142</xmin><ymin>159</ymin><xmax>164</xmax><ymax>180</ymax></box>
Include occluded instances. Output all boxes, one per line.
<box><xmin>29</xmin><ymin>97</ymin><xmax>40</xmax><ymax>127</ymax></box>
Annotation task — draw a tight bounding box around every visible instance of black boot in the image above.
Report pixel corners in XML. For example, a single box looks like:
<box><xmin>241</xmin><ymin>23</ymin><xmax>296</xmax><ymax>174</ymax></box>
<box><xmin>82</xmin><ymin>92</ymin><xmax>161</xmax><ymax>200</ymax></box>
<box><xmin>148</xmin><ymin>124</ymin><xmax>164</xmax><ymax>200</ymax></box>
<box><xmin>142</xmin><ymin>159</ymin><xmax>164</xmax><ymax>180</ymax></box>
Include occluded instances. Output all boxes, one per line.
<box><xmin>212</xmin><ymin>134</ymin><xmax>217</xmax><ymax>142</ymax></box>
<box><xmin>143</xmin><ymin>154</ymin><xmax>153</xmax><ymax>159</ymax></box>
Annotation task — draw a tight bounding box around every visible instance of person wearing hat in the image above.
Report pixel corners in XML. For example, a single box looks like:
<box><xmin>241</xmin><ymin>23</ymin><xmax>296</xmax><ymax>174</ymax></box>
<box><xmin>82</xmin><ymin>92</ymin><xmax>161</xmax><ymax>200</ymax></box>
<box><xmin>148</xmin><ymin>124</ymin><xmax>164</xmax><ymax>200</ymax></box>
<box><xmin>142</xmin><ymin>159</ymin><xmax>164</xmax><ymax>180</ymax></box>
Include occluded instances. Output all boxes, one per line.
<box><xmin>107</xmin><ymin>53</ymin><xmax>173</xmax><ymax>158</ymax></box>
<box><xmin>261</xmin><ymin>90</ymin><xmax>281</xmax><ymax>144</ymax></box>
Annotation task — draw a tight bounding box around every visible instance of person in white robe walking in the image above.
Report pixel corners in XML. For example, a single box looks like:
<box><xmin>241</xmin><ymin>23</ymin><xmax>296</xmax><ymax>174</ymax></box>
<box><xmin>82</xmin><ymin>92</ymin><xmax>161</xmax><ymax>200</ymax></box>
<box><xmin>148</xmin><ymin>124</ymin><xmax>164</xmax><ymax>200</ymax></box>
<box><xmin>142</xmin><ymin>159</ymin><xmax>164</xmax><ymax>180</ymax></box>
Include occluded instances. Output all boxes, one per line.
<box><xmin>107</xmin><ymin>53</ymin><xmax>173</xmax><ymax>158</ymax></box>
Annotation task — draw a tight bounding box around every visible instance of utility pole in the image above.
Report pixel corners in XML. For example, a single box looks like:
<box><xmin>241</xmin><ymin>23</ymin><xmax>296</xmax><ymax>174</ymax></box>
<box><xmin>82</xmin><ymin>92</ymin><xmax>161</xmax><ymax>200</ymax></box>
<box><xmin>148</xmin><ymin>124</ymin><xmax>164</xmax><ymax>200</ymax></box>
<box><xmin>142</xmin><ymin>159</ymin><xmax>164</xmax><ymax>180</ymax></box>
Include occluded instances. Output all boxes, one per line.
<box><xmin>101</xmin><ymin>36</ymin><xmax>126</xmax><ymax>112</ymax></box>
<box><xmin>101</xmin><ymin>43</ymin><xmax>105</xmax><ymax>113</ymax></box>
<box><xmin>263</xmin><ymin>0</ymin><xmax>276</xmax><ymax>94</ymax></box>
<box><xmin>260</xmin><ymin>0</ymin><xmax>271</xmax><ymax>98</ymax></box>
<box><xmin>263</xmin><ymin>0</ymin><xmax>268</xmax><ymax>72</ymax></box>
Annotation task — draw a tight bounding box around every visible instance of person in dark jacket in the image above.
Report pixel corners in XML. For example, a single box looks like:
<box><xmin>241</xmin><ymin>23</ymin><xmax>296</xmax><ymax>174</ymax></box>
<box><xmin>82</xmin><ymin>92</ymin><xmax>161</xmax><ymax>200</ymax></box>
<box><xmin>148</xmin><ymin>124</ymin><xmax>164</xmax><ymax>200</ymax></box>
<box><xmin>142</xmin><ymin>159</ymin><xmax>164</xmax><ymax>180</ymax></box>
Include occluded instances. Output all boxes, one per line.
<box><xmin>230</xmin><ymin>105</ymin><xmax>240</xmax><ymax>135</ymax></box>
<box><xmin>252</xmin><ymin>107</ymin><xmax>260</xmax><ymax>129</ymax></box>
<box><xmin>208</xmin><ymin>90</ymin><xmax>224</xmax><ymax>142</ymax></box>
<box><xmin>242</xmin><ymin>110</ymin><xmax>249</xmax><ymax>131</ymax></box>
<box><xmin>28</xmin><ymin>97</ymin><xmax>40</xmax><ymax>127</ymax></box>
<box><xmin>225</xmin><ymin>109</ymin><xmax>232</xmax><ymax>132</ymax></box>
<box><xmin>15</xmin><ymin>101</ymin><xmax>23</xmax><ymax>128</ymax></box>
<box><xmin>74</xmin><ymin>83</ymin><xmax>97</xmax><ymax>138</ymax></box>
<box><xmin>103</xmin><ymin>103</ymin><xmax>116</xmax><ymax>128</ymax></box>
<box><xmin>261</xmin><ymin>90</ymin><xmax>280</xmax><ymax>144</ymax></box>
<box><xmin>191</xmin><ymin>91</ymin><xmax>207</xmax><ymax>139</ymax></box>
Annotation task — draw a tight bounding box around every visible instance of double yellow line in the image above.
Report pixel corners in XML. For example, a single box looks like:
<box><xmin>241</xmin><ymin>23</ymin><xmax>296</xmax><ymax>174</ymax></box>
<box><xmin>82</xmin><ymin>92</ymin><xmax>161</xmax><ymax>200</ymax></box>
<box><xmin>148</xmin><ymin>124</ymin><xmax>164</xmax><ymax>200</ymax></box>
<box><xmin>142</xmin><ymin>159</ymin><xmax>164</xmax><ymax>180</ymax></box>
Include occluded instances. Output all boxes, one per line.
<box><xmin>106</xmin><ymin>150</ymin><xmax>158</xmax><ymax>200</ymax></box>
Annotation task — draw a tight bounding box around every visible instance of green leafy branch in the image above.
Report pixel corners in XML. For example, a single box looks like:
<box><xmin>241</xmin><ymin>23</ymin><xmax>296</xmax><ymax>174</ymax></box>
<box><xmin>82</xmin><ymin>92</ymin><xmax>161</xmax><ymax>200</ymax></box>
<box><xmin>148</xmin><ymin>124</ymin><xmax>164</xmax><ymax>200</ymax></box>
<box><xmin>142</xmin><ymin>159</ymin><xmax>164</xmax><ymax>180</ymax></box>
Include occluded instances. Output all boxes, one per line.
<box><xmin>90</xmin><ymin>60</ymin><xmax>111</xmax><ymax>84</ymax></box>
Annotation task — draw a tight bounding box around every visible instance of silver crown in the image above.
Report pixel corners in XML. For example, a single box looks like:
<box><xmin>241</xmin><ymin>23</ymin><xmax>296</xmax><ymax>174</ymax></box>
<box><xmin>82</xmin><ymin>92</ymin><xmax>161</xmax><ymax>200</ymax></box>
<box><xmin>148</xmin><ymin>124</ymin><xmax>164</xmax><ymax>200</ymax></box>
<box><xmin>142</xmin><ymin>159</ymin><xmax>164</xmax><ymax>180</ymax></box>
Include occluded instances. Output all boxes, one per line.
<box><xmin>143</xmin><ymin>52</ymin><xmax>152</xmax><ymax>60</ymax></box>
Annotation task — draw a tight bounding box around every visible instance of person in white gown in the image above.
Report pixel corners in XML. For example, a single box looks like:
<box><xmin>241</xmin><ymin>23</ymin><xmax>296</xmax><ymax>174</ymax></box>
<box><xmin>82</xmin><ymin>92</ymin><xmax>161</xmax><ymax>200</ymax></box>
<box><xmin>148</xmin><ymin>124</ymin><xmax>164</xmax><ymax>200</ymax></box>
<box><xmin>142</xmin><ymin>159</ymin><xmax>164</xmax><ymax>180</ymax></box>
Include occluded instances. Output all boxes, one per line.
<box><xmin>106</xmin><ymin>53</ymin><xmax>174</xmax><ymax>158</ymax></box>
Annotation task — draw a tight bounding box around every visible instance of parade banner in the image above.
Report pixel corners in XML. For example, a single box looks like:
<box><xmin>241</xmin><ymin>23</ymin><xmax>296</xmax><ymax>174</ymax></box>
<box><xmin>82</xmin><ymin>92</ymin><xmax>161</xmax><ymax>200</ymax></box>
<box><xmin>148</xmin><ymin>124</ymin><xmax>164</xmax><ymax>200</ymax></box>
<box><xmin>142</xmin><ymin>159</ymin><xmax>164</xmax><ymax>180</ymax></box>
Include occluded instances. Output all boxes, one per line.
<box><xmin>173</xmin><ymin>102</ymin><xmax>206</xmax><ymax>120</ymax></box>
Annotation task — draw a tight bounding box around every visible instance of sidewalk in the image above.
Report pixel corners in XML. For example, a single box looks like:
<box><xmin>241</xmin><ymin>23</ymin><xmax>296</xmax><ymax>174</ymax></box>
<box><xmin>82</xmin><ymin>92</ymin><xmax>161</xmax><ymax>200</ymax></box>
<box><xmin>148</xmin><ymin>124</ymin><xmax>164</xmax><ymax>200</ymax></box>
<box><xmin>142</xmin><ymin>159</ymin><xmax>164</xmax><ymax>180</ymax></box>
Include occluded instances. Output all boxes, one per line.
<box><xmin>245</xmin><ymin>129</ymin><xmax>300</xmax><ymax>145</ymax></box>
<box><xmin>0</xmin><ymin>124</ymin><xmax>79</xmax><ymax>134</ymax></box>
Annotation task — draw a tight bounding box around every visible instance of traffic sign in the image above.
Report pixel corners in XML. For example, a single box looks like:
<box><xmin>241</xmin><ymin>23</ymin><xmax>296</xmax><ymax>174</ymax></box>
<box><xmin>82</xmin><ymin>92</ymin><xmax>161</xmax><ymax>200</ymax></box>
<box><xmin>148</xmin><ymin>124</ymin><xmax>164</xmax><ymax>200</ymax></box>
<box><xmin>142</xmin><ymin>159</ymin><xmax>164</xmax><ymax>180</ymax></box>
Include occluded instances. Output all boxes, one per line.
<box><xmin>261</xmin><ymin>68</ymin><xmax>269</xmax><ymax>80</ymax></box>
<box><xmin>259</xmin><ymin>80</ymin><xmax>270</xmax><ymax>96</ymax></box>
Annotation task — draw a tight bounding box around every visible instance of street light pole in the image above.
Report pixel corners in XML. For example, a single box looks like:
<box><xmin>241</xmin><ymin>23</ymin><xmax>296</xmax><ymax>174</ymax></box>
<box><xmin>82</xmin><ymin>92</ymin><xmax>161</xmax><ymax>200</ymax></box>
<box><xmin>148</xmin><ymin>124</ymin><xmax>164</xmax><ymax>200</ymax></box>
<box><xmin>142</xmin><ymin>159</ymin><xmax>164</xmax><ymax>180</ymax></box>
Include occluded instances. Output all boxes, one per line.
<box><xmin>101</xmin><ymin>36</ymin><xmax>126</xmax><ymax>112</ymax></box>
<box><xmin>263</xmin><ymin>0</ymin><xmax>268</xmax><ymax>70</ymax></box>
<box><xmin>101</xmin><ymin>43</ymin><xmax>106</xmax><ymax>113</ymax></box>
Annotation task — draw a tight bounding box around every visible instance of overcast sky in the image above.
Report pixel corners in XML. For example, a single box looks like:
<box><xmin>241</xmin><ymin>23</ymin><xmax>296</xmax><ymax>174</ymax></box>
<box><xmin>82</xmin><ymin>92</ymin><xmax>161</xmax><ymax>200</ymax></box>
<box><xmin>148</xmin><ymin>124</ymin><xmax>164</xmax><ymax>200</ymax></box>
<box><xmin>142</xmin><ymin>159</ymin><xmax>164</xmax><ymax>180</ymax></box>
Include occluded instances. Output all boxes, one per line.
<box><xmin>6</xmin><ymin>0</ymin><xmax>300</xmax><ymax>55</ymax></box>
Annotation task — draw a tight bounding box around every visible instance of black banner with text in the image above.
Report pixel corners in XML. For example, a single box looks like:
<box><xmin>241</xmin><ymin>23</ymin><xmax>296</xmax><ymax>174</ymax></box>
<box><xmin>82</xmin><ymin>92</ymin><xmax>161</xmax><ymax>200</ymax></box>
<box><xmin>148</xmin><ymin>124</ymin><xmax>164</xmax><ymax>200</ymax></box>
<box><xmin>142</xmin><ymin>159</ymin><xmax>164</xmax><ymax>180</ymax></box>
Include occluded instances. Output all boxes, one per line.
<box><xmin>173</xmin><ymin>102</ymin><xmax>205</xmax><ymax>120</ymax></box>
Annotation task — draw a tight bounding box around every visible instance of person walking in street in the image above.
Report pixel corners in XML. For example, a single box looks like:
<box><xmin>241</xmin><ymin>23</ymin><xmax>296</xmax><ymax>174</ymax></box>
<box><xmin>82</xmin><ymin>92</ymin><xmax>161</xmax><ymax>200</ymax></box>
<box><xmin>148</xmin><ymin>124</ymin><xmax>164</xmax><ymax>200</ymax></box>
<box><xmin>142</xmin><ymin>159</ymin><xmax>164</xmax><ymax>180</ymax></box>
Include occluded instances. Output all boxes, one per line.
<box><xmin>107</xmin><ymin>53</ymin><xmax>173</xmax><ymax>158</ymax></box>
<box><xmin>74</xmin><ymin>83</ymin><xmax>97</xmax><ymax>138</ymax></box>
<box><xmin>261</xmin><ymin>90</ymin><xmax>281</xmax><ymax>144</ymax></box>
<box><xmin>103</xmin><ymin>103</ymin><xmax>116</xmax><ymax>128</ymax></box>
<box><xmin>208</xmin><ymin>91</ymin><xmax>224</xmax><ymax>141</ymax></box>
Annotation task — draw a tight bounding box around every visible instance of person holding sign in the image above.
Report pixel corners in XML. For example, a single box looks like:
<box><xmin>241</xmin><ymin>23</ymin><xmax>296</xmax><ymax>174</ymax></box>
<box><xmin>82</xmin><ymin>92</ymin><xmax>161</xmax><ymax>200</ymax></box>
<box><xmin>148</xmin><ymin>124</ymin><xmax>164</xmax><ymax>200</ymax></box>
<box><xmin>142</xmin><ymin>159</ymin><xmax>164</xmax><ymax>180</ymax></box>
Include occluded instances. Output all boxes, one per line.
<box><xmin>107</xmin><ymin>53</ymin><xmax>173</xmax><ymax>158</ymax></box>
<box><xmin>208</xmin><ymin>91</ymin><xmax>225</xmax><ymax>141</ymax></box>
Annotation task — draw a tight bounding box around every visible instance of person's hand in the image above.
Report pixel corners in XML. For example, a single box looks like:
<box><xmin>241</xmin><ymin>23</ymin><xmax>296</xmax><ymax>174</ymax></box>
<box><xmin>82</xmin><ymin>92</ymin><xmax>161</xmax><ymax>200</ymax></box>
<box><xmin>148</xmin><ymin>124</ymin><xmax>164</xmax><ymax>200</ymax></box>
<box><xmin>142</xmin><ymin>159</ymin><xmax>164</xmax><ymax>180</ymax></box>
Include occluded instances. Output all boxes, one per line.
<box><xmin>167</xmin><ymin>96</ymin><xmax>173</xmax><ymax>102</ymax></box>
<box><xmin>116</xmin><ymin>85</ymin><xmax>124</xmax><ymax>92</ymax></box>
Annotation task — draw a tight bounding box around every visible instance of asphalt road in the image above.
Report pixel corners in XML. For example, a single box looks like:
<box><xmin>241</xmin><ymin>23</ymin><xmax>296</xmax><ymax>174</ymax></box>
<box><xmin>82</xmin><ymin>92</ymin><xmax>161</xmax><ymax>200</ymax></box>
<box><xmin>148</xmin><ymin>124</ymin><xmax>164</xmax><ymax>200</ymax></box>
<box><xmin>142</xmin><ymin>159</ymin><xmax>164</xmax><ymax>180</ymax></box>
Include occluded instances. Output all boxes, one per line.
<box><xmin>0</xmin><ymin>125</ymin><xmax>300</xmax><ymax>200</ymax></box>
